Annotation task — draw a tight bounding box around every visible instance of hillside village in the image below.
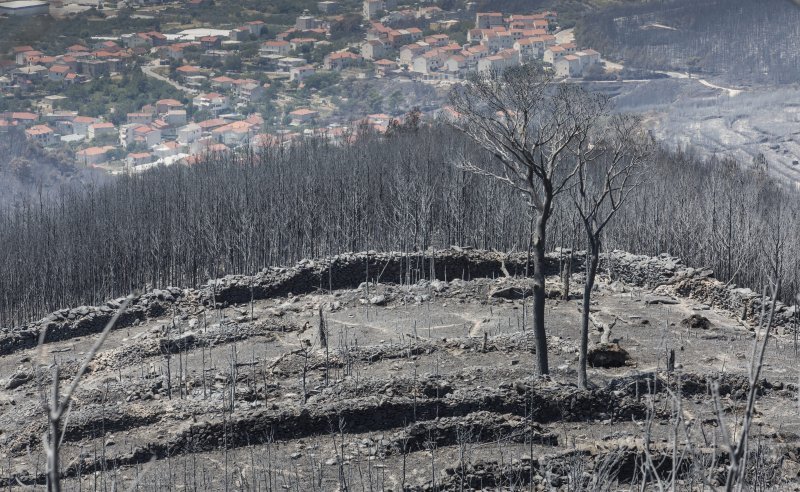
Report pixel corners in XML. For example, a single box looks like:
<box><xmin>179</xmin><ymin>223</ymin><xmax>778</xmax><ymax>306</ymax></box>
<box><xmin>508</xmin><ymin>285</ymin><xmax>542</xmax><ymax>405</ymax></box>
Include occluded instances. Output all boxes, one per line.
<box><xmin>0</xmin><ymin>0</ymin><xmax>606</xmax><ymax>173</ymax></box>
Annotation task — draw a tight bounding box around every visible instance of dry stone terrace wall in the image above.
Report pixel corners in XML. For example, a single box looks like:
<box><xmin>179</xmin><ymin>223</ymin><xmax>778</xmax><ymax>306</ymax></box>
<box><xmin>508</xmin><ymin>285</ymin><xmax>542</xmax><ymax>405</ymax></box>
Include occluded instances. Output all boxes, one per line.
<box><xmin>607</xmin><ymin>251</ymin><xmax>797</xmax><ymax>328</ymax></box>
<box><xmin>1</xmin><ymin>248</ymin><xmax>795</xmax><ymax>356</ymax></box>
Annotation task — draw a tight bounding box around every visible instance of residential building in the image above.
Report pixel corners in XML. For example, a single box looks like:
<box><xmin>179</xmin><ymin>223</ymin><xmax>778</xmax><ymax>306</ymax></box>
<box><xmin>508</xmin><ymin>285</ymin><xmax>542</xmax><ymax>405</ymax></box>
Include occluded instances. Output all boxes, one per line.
<box><xmin>122</xmin><ymin>124</ymin><xmax>162</xmax><ymax>148</ymax></box>
<box><xmin>290</xmin><ymin>38</ymin><xmax>316</xmax><ymax>51</ymax></box>
<box><xmin>513</xmin><ymin>38</ymin><xmax>539</xmax><ymax>60</ymax></box>
<box><xmin>555</xmin><ymin>54</ymin><xmax>581</xmax><ymax>78</ymax></box>
<box><xmin>363</xmin><ymin>0</ymin><xmax>382</xmax><ymax>20</ymax></box>
<box><xmin>76</xmin><ymin>146</ymin><xmax>113</xmax><ymax>166</ymax></box>
<box><xmin>373</xmin><ymin>59</ymin><xmax>398</xmax><ymax>77</ymax></box>
<box><xmin>175</xmin><ymin>65</ymin><xmax>203</xmax><ymax>80</ymax></box>
<box><xmin>164</xmin><ymin>110</ymin><xmax>187</xmax><ymax>127</ymax></box>
<box><xmin>412</xmin><ymin>49</ymin><xmax>447</xmax><ymax>74</ymax></box>
<box><xmin>88</xmin><ymin>122</ymin><xmax>116</xmax><ymax>140</ymax></box>
<box><xmin>80</xmin><ymin>60</ymin><xmax>109</xmax><ymax>77</ymax></box>
<box><xmin>444</xmin><ymin>55</ymin><xmax>467</xmax><ymax>75</ymax></box>
<box><xmin>177</xmin><ymin>123</ymin><xmax>202</xmax><ymax>145</ymax></box>
<box><xmin>127</xmin><ymin>112</ymin><xmax>153</xmax><ymax>125</ymax></box>
<box><xmin>361</xmin><ymin>40</ymin><xmax>389</xmax><ymax>60</ymax></box>
<box><xmin>127</xmin><ymin>152</ymin><xmax>154</xmax><ymax>167</ymax></box>
<box><xmin>296</xmin><ymin>15</ymin><xmax>320</xmax><ymax>30</ymax></box>
<box><xmin>399</xmin><ymin>43</ymin><xmax>428</xmax><ymax>66</ymax></box>
<box><xmin>544</xmin><ymin>43</ymin><xmax>577</xmax><ymax>64</ymax></box>
<box><xmin>276</xmin><ymin>57</ymin><xmax>308</xmax><ymax>72</ymax></box>
<box><xmin>71</xmin><ymin>116</ymin><xmax>95</xmax><ymax>135</ymax></box>
<box><xmin>481</xmin><ymin>31</ymin><xmax>515</xmax><ymax>52</ymax></box>
<box><xmin>153</xmin><ymin>141</ymin><xmax>185</xmax><ymax>159</ymax></box>
<box><xmin>236</xmin><ymin>81</ymin><xmax>266</xmax><ymax>103</ymax></box>
<box><xmin>323</xmin><ymin>51</ymin><xmax>362</xmax><ymax>70</ymax></box>
<box><xmin>576</xmin><ymin>49</ymin><xmax>601</xmax><ymax>68</ymax></box>
<box><xmin>245</xmin><ymin>21</ymin><xmax>265</xmax><ymax>37</ymax></box>
<box><xmin>211</xmin><ymin>120</ymin><xmax>255</xmax><ymax>146</ymax></box>
<box><xmin>290</xmin><ymin>65</ymin><xmax>316</xmax><ymax>82</ymax></box>
<box><xmin>0</xmin><ymin>1</ymin><xmax>50</xmax><ymax>17</ymax></box>
<box><xmin>477</xmin><ymin>49</ymin><xmax>519</xmax><ymax>73</ymax></box>
<box><xmin>25</xmin><ymin>124</ymin><xmax>57</xmax><ymax>146</ymax></box>
<box><xmin>155</xmin><ymin>99</ymin><xmax>183</xmax><ymax>114</ymax></box>
<box><xmin>48</xmin><ymin>65</ymin><xmax>70</xmax><ymax>82</ymax></box>
<box><xmin>475</xmin><ymin>12</ymin><xmax>504</xmax><ymax>29</ymax></box>
<box><xmin>317</xmin><ymin>1</ymin><xmax>338</xmax><ymax>14</ymax></box>
<box><xmin>289</xmin><ymin>108</ymin><xmax>318</xmax><ymax>125</ymax></box>
<box><xmin>261</xmin><ymin>40</ymin><xmax>291</xmax><ymax>56</ymax></box>
<box><xmin>192</xmin><ymin>92</ymin><xmax>230</xmax><ymax>115</ymax></box>
<box><xmin>210</xmin><ymin>76</ymin><xmax>236</xmax><ymax>89</ymax></box>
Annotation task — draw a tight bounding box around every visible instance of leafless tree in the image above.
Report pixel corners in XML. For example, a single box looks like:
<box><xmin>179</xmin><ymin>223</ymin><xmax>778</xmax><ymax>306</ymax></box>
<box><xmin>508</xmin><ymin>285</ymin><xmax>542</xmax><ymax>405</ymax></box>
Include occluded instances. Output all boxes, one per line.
<box><xmin>449</xmin><ymin>64</ymin><xmax>608</xmax><ymax>374</ymax></box>
<box><xmin>40</xmin><ymin>296</ymin><xmax>131</xmax><ymax>492</ymax></box>
<box><xmin>716</xmin><ymin>278</ymin><xmax>780</xmax><ymax>490</ymax></box>
<box><xmin>570</xmin><ymin>114</ymin><xmax>653</xmax><ymax>389</ymax></box>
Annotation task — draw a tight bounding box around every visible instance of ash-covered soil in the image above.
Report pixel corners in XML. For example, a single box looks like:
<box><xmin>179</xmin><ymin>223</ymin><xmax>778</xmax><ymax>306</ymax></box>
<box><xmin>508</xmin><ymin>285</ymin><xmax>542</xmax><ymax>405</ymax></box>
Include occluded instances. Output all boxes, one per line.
<box><xmin>2</xmin><ymin>252</ymin><xmax>800</xmax><ymax>491</ymax></box>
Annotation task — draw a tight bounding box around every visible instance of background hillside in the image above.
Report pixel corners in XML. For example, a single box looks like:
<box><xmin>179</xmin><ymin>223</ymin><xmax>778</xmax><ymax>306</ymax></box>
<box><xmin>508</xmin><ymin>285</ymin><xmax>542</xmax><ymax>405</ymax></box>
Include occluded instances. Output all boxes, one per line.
<box><xmin>0</xmin><ymin>126</ymin><xmax>796</xmax><ymax>330</ymax></box>
<box><xmin>576</xmin><ymin>0</ymin><xmax>800</xmax><ymax>84</ymax></box>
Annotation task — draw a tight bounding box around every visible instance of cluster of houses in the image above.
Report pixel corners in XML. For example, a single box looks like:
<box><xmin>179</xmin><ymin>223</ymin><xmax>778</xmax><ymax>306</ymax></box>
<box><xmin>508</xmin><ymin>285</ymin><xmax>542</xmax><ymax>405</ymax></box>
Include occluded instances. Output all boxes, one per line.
<box><xmin>380</xmin><ymin>11</ymin><xmax>603</xmax><ymax>80</ymax></box>
<box><xmin>0</xmin><ymin>0</ymin><xmax>610</xmax><ymax>173</ymax></box>
<box><xmin>4</xmin><ymin>97</ymin><xmax>269</xmax><ymax>168</ymax></box>
<box><xmin>291</xmin><ymin>7</ymin><xmax>603</xmax><ymax>82</ymax></box>
<box><xmin>0</xmin><ymin>40</ymin><xmax>138</xmax><ymax>92</ymax></box>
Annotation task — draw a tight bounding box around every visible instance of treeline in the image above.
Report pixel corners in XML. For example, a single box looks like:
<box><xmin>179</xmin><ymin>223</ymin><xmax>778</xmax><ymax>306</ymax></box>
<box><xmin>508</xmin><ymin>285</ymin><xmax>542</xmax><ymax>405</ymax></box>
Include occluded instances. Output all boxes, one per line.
<box><xmin>0</xmin><ymin>124</ymin><xmax>797</xmax><ymax>327</ymax></box>
<box><xmin>575</xmin><ymin>0</ymin><xmax>800</xmax><ymax>85</ymax></box>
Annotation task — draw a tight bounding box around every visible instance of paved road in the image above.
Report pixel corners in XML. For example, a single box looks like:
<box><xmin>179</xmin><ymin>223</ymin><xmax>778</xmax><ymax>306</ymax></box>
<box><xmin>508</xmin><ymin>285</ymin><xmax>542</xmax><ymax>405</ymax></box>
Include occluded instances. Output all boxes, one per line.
<box><xmin>141</xmin><ymin>63</ymin><xmax>198</xmax><ymax>94</ymax></box>
<box><xmin>555</xmin><ymin>28</ymin><xmax>574</xmax><ymax>45</ymax></box>
<box><xmin>654</xmin><ymin>70</ymin><xmax>743</xmax><ymax>96</ymax></box>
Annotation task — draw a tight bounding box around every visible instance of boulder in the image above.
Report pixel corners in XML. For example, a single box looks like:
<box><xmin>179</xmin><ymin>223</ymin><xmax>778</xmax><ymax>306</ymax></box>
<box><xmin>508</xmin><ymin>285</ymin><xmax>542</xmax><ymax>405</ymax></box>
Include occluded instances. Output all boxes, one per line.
<box><xmin>588</xmin><ymin>343</ymin><xmax>630</xmax><ymax>368</ymax></box>
<box><xmin>489</xmin><ymin>284</ymin><xmax>532</xmax><ymax>300</ymax></box>
<box><xmin>681</xmin><ymin>314</ymin><xmax>711</xmax><ymax>330</ymax></box>
<box><xmin>430</xmin><ymin>280</ymin><xmax>448</xmax><ymax>293</ymax></box>
<box><xmin>5</xmin><ymin>369</ymin><xmax>32</xmax><ymax>390</ymax></box>
<box><xmin>370</xmin><ymin>295</ymin><xmax>387</xmax><ymax>306</ymax></box>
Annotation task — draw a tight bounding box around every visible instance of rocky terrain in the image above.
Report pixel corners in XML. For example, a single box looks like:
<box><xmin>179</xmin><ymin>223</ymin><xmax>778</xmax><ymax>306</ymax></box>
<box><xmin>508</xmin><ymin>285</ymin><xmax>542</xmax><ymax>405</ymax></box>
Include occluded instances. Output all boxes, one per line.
<box><xmin>1</xmin><ymin>249</ymin><xmax>799</xmax><ymax>490</ymax></box>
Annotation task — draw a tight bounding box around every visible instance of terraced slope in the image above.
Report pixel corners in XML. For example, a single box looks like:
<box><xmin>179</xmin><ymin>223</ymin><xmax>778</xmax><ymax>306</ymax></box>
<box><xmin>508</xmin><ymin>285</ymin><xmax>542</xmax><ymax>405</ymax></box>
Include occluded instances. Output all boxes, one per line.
<box><xmin>1</xmin><ymin>250</ymin><xmax>798</xmax><ymax>490</ymax></box>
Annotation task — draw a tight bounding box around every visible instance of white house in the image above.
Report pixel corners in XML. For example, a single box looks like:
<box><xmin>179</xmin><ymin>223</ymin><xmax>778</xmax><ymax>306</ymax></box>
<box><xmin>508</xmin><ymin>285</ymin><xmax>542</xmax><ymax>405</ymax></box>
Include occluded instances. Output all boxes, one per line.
<box><xmin>361</xmin><ymin>40</ymin><xmax>389</xmax><ymax>60</ymax></box>
<box><xmin>412</xmin><ymin>50</ymin><xmax>446</xmax><ymax>74</ymax></box>
<box><xmin>399</xmin><ymin>43</ymin><xmax>428</xmax><ymax>66</ymax></box>
<box><xmin>193</xmin><ymin>92</ymin><xmax>230</xmax><ymax>115</ymax></box>
<box><xmin>555</xmin><ymin>55</ymin><xmax>581</xmax><ymax>78</ymax></box>
<box><xmin>177</xmin><ymin>123</ymin><xmax>202</xmax><ymax>145</ymax></box>
<box><xmin>88</xmin><ymin>122</ymin><xmax>116</xmax><ymax>141</ymax></box>
<box><xmin>260</xmin><ymin>40</ymin><xmax>291</xmax><ymax>56</ymax></box>
<box><xmin>290</xmin><ymin>65</ymin><xmax>317</xmax><ymax>82</ymax></box>
<box><xmin>477</xmin><ymin>49</ymin><xmax>519</xmax><ymax>73</ymax></box>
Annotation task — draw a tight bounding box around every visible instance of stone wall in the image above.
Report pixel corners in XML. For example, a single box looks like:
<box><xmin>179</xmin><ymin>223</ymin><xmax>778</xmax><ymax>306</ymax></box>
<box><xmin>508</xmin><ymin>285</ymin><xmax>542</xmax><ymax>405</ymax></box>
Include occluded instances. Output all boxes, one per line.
<box><xmin>1</xmin><ymin>248</ymin><xmax>794</xmax><ymax>356</ymax></box>
<box><xmin>602</xmin><ymin>250</ymin><xmax>796</xmax><ymax>329</ymax></box>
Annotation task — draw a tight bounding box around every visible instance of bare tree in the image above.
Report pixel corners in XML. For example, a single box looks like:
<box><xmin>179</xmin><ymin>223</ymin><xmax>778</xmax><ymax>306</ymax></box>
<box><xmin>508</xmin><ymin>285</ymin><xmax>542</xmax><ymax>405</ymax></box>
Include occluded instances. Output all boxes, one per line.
<box><xmin>449</xmin><ymin>64</ymin><xmax>608</xmax><ymax>374</ymax></box>
<box><xmin>717</xmin><ymin>278</ymin><xmax>780</xmax><ymax>491</ymax></box>
<box><xmin>40</xmin><ymin>296</ymin><xmax>131</xmax><ymax>492</ymax></box>
<box><xmin>571</xmin><ymin>114</ymin><xmax>653</xmax><ymax>389</ymax></box>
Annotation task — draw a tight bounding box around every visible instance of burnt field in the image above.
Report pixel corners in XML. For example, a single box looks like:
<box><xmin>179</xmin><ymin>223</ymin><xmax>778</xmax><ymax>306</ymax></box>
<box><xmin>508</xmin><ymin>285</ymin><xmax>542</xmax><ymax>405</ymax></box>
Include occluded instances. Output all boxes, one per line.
<box><xmin>1</xmin><ymin>250</ymin><xmax>799</xmax><ymax>490</ymax></box>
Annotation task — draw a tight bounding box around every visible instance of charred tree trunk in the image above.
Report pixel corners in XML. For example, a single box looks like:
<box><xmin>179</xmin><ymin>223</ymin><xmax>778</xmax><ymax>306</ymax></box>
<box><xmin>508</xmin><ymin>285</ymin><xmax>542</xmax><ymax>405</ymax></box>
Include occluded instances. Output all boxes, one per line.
<box><xmin>578</xmin><ymin>239</ymin><xmax>600</xmax><ymax>390</ymax></box>
<box><xmin>531</xmin><ymin>214</ymin><xmax>549</xmax><ymax>376</ymax></box>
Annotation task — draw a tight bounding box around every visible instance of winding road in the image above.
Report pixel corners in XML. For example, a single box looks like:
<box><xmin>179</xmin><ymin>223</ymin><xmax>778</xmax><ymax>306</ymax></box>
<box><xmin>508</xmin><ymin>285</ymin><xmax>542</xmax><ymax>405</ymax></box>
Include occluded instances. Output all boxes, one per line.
<box><xmin>141</xmin><ymin>62</ymin><xmax>198</xmax><ymax>94</ymax></box>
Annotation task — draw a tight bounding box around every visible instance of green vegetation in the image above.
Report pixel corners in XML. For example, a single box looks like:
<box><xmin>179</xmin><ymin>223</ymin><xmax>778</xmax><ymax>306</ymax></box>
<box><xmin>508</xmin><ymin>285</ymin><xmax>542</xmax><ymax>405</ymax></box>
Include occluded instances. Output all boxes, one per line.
<box><xmin>0</xmin><ymin>92</ymin><xmax>32</xmax><ymax>113</ymax></box>
<box><xmin>0</xmin><ymin>9</ymin><xmax>160</xmax><ymax>56</ymax></box>
<box><xmin>57</xmin><ymin>68</ymin><xmax>186</xmax><ymax>125</ymax></box>
<box><xmin>298</xmin><ymin>71</ymin><xmax>341</xmax><ymax>94</ymax></box>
